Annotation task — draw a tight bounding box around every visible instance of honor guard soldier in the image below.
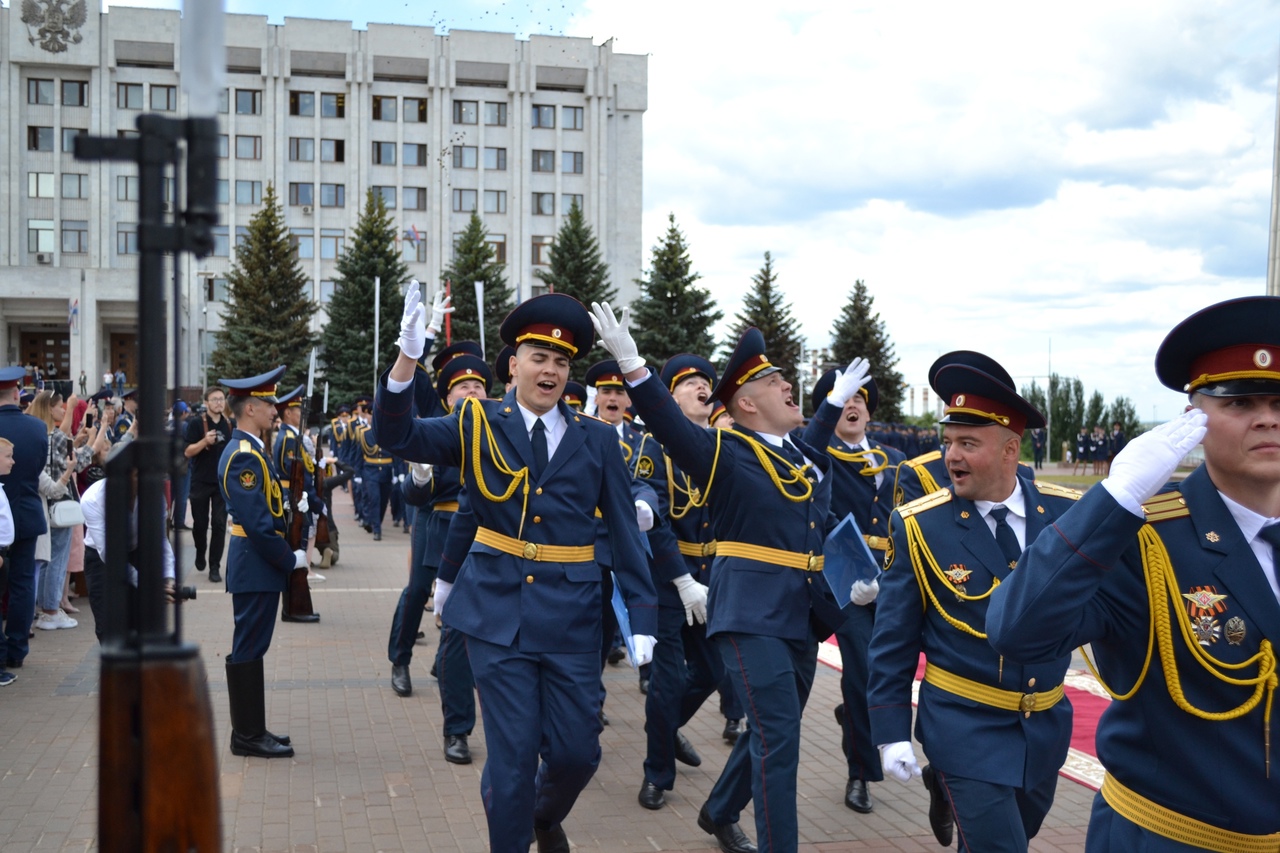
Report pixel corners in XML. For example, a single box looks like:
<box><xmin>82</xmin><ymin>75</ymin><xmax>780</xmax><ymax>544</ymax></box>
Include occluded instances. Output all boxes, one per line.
<box><xmin>988</xmin><ymin>296</ymin><xmax>1280</xmax><ymax>852</ymax></box>
<box><xmin>273</xmin><ymin>385</ymin><xmax>324</xmax><ymax>621</ymax></box>
<box><xmin>593</xmin><ymin>303</ymin><xmax>857</xmax><ymax>853</ymax></box>
<box><xmin>375</xmin><ymin>285</ymin><xmax>657</xmax><ymax>853</ymax></box>
<box><xmin>218</xmin><ymin>367</ymin><xmax>307</xmax><ymax>759</ymax></box>
<box><xmin>803</xmin><ymin>367</ymin><xmax>906</xmax><ymax>815</ymax></box>
<box><xmin>868</xmin><ymin>352</ymin><xmax>1080</xmax><ymax>852</ymax></box>
<box><xmin>328</xmin><ymin>404</ymin><xmax>351</xmax><ymax>460</ymax></box>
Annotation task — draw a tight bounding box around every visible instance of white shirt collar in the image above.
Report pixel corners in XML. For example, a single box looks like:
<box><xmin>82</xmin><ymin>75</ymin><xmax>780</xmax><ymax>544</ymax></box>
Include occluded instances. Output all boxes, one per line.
<box><xmin>1217</xmin><ymin>490</ymin><xmax>1280</xmax><ymax>542</ymax></box>
<box><xmin>515</xmin><ymin>400</ymin><xmax>565</xmax><ymax>435</ymax></box>
<box><xmin>242</xmin><ymin>430</ymin><xmax>264</xmax><ymax>450</ymax></box>
<box><xmin>975</xmin><ymin>480</ymin><xmax>1027</xmax><ymax>519</ymax></box>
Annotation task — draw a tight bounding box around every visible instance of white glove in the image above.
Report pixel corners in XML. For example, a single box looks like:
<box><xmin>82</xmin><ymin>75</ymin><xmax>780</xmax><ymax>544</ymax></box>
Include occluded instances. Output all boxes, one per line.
<box><xmin>585</xmin><ymin>384</ymin><xmax>598</xmax><ymax>416</ymax></box>
<box><xmin>397</xmin><ymin>280</ymin><xmax>427</xmax><ymax>360</ymax></box>
<box><xmin>293</xmin><ymin>549</ymin><xmax>308</xmax><ymax>570</ymax></box>
<box><xmin>672</xmin><ymin>573</ymin><xmax>709</xmax><ymax>625</ymax></box>
<box><xmin>296</xmin><ymin>492</ymin><xmax>309</xmax><ymax>514</ymax></box>
<box><xmin>828</xmin><ymin>357</ymin><xmax>872</xmax><ymax>407</ymax></box>
<box><xmin>426</xmin><ymin>288</ymin><xmax>454</xmax><ymax>336</ymax></box>
<box><xmin>410</xmin><ymin>462</ymin><xmax>433</xmax><ymax>485</ymax></box>
<box><xmin>635</xmin><ymin>500</ymin><xmax>654</xmax><ymax>532</ymax></box>
<box><xmin>434</xmin><ymin>579</ymin><xmax>453</xmax><ymax>618</ymax></box>
<box><xmin>589</xmin><ymin>302</ymin><xmax>645</xmax><ymax>374</ymax></box>
<box><xmin>354</xmin><ymin>477</ymin><xmax>363</xmax><ymax>485</ymax></box>
<box><xmin>850</xmin><ymin>577</ymin><xmax>879</xmax><ymax>606</ymax></box>
<box><xmin>630</xmin><ymin>634</ymin><xmax>656</xmax><ymax>667</ymax></box>
<box><xmin>881</xmin><ymin>741</ymin><xmax>922</xmax><ymax>783</ymax></box>
<box><xmin>1103</xmin><ymin>409</ymin><xmax>1207</xmax><ymax>516</ymax></box>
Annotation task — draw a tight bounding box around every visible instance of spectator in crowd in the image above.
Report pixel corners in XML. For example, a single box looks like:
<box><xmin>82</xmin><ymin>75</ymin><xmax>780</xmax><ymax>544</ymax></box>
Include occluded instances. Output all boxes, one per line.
<box><xmin>78</xmin><ymin>370</ymin><xmax>87</xmax><ymax>397</ymax></box>
<box><xmin>0</xmin><ymin>437</ymin><xmax>16</xmax><ymax>686</ymax></box>
<box><xmin>114</xmin><ymin>369</ymin><xmax>125</xmax><ymax>398</ymax></box>
<box><xmin>184</xmin><ymin>387</ymin><xmax>233</xmax><ymax>583</ymax></box>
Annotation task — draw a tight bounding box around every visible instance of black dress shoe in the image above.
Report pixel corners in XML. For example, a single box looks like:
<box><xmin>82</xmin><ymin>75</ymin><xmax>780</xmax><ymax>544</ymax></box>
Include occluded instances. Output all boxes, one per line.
<box><xmin>363</xmin><ymin>523</ymin><xmax>373</xmax><ymax>533</ymax></box>
<box><xmin>697</xmin><ymin>803</ymin><xmax>757</xmax><ymax>853</ymax></box>
<box><xmin>638</xmin><ymin>677</ymin><xmax>649</xmax><ymax>694</ymax></box>
<box><xmin>266</xmin><ymin>729</ymin><xmax>291</xmax><ymax>746</ymax></box>
<box><xmin>637</xmin><ymin>780</ymin><xmax>666</xmax><ymax>810</ymax></box>
<box><xmin>282</xmin><ymin>613</ymin><xmax>320</xmax><ymax>623</ymax></box>
<box><xmin>391</xmin><ymin>664</ymin><xmax>412</xmax><ymax>697</ymax></box>
<box><xmin>722</xmin><ymin>718</ymin><xmax>742</xmax><ymax>744</ymax></box>
<box><xmin>921</xmin><ymin>764</ymin><xmax>954</xmax><ymax>847</ymax></box>
<box><xmin>598</xmin><ymin>709</ymin><xmax>610</xmax><ymax>726</ymax></box>
<box><xmin>444</xmin><ymin>734</ymin><xmax>472</xmax><ymax>764</ymax></box>
<box><xmin>373</xmin><ymin>531</ymin><xmax>382</xmax><ymax>541</ymax></box>
<box><xmin>844</xmin><ymin>778</ymin><xmax>873</xmax><ymax>813</ymax></box>
<box><xmin>607</xmin><ymin>645</ymin><xmax>626</xmax><ymax>664</ymax></box>
<box><xmin>5</xmin><ymin>658</ymin><xmax>22</xmax><ymax>669</ymax></box>
<box><xmin>230</xmin><ymin>730</ymin><xmax>295</xmax><ymax>758</ymax></box>
<box><xmin>532</xmin><ymin>823</ymin><xmax>570</xmax><ymax>853</ymax></box>
<box><xmin>208</xmin><ymin>567</ymin><xmax>222</xmax><ymax>583</ymax></box>
<box><xmin>674</xmin><ymin>730</ymin><xmax>702</xmax><ymax>767</ymax></box>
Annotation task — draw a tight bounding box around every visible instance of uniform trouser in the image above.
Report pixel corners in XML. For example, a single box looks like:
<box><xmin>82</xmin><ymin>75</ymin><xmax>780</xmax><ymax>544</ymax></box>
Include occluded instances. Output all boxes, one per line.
<box><xmin>833</xmin><ymin>601</ymin><xmax>884</xmax><ymax>782</ymax></box>
<box><xmin>350</xmin><ymin>468</ymin><xmax>363</xmax><ymax>515</ymax></box>
<box><xmin>0</xmin><ymin>537</ymin><xmax>38</xmax><ymax>665</ymax></box>
<box><xmin>643</xmin><ymin>600</ymin><xmax>723</xmax><ymax>789</ymax></box>
<box><xmin>360</xmin><ymin>465</ymin><xmax>393</xmax><ymax>533</ymax></box>
<box><xmin>189</xmin><ymin>479</ymin><xmax>227</xmax><ymax>571</ymax></box>
<box><xmin>229</xmin><ymin>591</ymin><xmax>280</xmax><ymax>663</ymax></box>
<box><xmin>719</xmin><ymin>671</ymin><xmax>744</xmax><ymax>720</ymax></box>
<box><xmin>934</xmin><ymin>768</ymin><xmax>1058</xmax><ymax>853</ymax></box>
<box><xmin>387</xmin><ymin>559</ymin><xmax>436</xmax><ymax>666</ymax></box>
<box><xmin>464</xmin><ymin>633</ymin><xmax>602</xmax><ymax>853</ymax></box>
<box><xmin>705</xmin><ymin>631</ymin><xmax>818</xmax><ymax>853</ymax></box>
<box><xmin>1084</xmin><ymin>793</ymin><xmax>1206</xmax><ymax>853</ymax></box>
<box><xmin>598</xmin><ymin>569</ymin><xmax>618</xmax><ymax>710</ymax></box>
<box><xmin>436</xmin><ymin>626</ymin><xmax>475</xmax><ymax>736</ymax></box>
<box><xmin>389</xmin><ymin>479</ymin><xmax>404</xmax><ymax>523</ymax></box>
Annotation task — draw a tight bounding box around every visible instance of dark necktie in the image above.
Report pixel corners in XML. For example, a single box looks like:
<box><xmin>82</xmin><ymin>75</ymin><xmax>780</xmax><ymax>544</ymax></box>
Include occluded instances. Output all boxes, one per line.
<box><xmin>1258</xmin><ymin>524</ymin><xmax>1280</xmax><ymax>574</ymax></box>
<box><xmin>988</xmin><ymin>505</ymin><xmax>1021</xmax><ymax>569</ymax></box>
<box><xmin>781</xmin><ymin>440</ymin><xmax>806</xmax><ymax>468</ymax></box>
<box><xmin>531</xmin><ymin>417</ymin><xmax>549</xmax><ymax>480</ymax></box>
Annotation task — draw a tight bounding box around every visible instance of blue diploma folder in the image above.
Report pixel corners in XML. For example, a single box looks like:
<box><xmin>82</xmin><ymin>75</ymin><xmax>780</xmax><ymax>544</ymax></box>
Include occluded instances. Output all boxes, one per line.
<box><xmin>822</xmin><ymin>513</ymin><xmax>882</xmax><ymax>607</ymax></box>
<box><xmin>610</xmin><ymin>572</ymin><xmax>637</xmax><ymax>669</ymax></box>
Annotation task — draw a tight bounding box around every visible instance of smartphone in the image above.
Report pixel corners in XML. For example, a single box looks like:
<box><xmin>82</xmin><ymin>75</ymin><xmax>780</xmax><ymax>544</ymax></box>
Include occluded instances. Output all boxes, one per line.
<box><xmin>84</xmin><ymin>412</ymin><xmax>94</xmax><ymax>429</ymax></box>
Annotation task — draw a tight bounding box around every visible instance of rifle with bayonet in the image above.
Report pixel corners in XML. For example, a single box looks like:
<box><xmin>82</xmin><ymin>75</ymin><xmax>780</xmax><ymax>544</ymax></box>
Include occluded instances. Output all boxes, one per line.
<box><xmin>282</xmin><ymin>359</ymin><xmax>318</xmax><ymax>621</ymax></box>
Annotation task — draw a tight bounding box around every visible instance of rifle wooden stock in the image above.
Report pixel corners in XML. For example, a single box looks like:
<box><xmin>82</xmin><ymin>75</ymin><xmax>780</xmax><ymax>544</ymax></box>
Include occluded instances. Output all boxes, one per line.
<box><xmin>284</xmin><ymin>455</ymin><xmax>316</xmax><ymax>617</ymax></box>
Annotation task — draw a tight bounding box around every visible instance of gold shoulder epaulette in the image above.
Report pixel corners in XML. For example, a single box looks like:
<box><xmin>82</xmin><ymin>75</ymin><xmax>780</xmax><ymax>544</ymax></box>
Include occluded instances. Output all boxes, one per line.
<box><xmin>1142</xmin><ymin>491</ymin><xmax>1189</xmax><ymax>522</ymax></box>
<box><xmin>1033</xmin><ymin>481</ymin><xmax>1083</xmax><ymax>500</ymax></box>
<box><xmin>239</xmin><ymin>439</ymin><xmax>252</xmax><ymax>453</ymax></box>
<box><xmin>898</xmin><ymin>488</ymin><xmax>951</xmax><ymax>519</ymax></box>
<box><xmin>906</xmin><ymin>450</ymin><xmax>942</xmax><ymax>469</ymax></box>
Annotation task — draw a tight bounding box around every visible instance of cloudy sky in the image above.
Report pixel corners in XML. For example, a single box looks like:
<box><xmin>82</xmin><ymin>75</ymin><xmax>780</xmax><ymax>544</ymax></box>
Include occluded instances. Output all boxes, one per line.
<box><xmin>111</xmin><ymin>0</ymin><xmax>1280</xmax><ymax>422</ymax></box>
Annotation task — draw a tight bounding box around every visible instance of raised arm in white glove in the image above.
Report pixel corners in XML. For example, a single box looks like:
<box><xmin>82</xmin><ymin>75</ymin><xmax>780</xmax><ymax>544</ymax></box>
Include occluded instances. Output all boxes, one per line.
<box><xmin>1103</xmin><ymin>408</ymin><xmax>1207</xmax><ymax>516</ymax></box>
<box><xmin>828</xmin><ymin>357</ymin><xmax>872</xmax><ymax>407</ymax></box>
<box><xmin>672</xmin><ymin>574</ymin><xmax>708</xmax><ymax>625</ymax></box>
<box><xmin>850</xmin><ymin>577</ymin><xmax>879</xmax><ymax>606</ymax></box>
<box><xmin>880</xmin><ymin>741</ymin><xmax>922</xmax><ymax>783</ymax></box>
<box><xmin>630</xmin><ymin>634</ymin><xmax>657</xmax><ymax>667</ymax></box>
<box><xmin>410</xmin><ymin>462</ymin><xmax>434</xmax><ymax>486</ymax></box>
<box><xmin>585</xmin><ymin>384</ymin><xmax>598</xmax><ymax>417</ymax></box>
<box><xmin>434</xmin><ymin>579</ymin><xmax>452</xmax><ymax>618</ymax></box>
<box><xmin>296</xmin><ymin>492</ymin><xmax>309</xmax><ymax>515</ymax></box>
<box><xmin>635</xmin><ymin>500</ymin><xmax>654</xmax><ymax>532</ymax></box>
<box><xmin>589</xmin><ymin>302</ymin><xmax>645</xmax><ymax>374</ymax></box>
<box><xmin>293</xmin><ymin>549</ymin><xmax>308</xmax><ymax>570</ymax></box>
<box><xmin>426</xmin><ymin>288</ymin><xmax>454</xmax><ymax>337</ymax></box>
<box><xmin>396</xmin><ymin>280</ymin><xmax>427</xmax><ymax>360</ymax></box>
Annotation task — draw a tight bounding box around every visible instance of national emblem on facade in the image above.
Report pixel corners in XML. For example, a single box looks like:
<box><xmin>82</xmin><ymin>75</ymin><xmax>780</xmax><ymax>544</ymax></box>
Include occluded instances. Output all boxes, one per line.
<box><xmin>21</xmin><ymin>0</ymin><xmax>88</xmax><ymax>54</ymax></box>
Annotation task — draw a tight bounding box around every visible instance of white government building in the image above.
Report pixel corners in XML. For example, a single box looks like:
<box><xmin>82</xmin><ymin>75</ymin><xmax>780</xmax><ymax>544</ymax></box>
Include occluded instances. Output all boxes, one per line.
<box><xmin>0</xmin><ymin>4</ymin><xmax>647</xmax><ymax>393</ymax></box>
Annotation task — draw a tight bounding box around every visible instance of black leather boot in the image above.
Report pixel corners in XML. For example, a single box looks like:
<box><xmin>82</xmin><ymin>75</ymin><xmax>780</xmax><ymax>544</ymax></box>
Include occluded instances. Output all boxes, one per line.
<box><xmin>226</xmin><ymin>659</ymin><xmax>294</xmax><ymax>758</ymax></box>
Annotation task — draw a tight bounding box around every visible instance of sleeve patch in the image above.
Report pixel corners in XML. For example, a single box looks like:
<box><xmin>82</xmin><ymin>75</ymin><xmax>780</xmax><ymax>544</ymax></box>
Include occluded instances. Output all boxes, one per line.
<box><xmin>239</xmin><ymin>470</ymin><xmax>257</xmax><ymax>490</ymax></box>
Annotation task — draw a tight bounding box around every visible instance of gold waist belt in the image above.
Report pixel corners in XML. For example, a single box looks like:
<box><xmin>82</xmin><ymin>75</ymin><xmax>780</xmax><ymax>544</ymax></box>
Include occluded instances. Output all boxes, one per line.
<box><xmin>677</xmin><ymin>540</ymin><xmax>718</xmax><ymax>558</ymax></box>
<box><xmin>1100</xmin><ymin>774</ymin><xmax>1280</xmax><ymax>853</ymax></box>
<box><xmin>230</xmin><ymin>524</ymin><xmax>283</xmax><ymax>539</ymax></box>
<box><xmin>473</xmin><ymin>526</ymin><xmax>594</xmax><ymax>563</ymax></box>
<box><xmin>432</xmin><ymin>501</ymin><xmax>460</xmax><ymax>513</ymax></box>
<box><xmin>364</xmin><ymin>456</ymin><xmax>392</xmax><ymax>464</ymax></box>
<box><xmin>864</xmin><ymin>534</ymin><xmax>889</xmax><ymax>551</ymax></box>
<box><xmin>923</xmin><ymin>662</ymin><xmax>1064</xmax><ymax>717</ymax></box>
<box><xmin>716</xmin><ymin>541</ymin><xmax>823</xmax><ymax>572</ymax></box>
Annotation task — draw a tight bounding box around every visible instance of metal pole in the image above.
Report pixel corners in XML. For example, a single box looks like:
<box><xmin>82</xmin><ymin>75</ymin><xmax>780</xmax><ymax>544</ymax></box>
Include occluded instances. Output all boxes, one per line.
<box><xmin>373</xmin><ymin>276</ymin><xmax>381</xmax><ymax>389</ymax></box>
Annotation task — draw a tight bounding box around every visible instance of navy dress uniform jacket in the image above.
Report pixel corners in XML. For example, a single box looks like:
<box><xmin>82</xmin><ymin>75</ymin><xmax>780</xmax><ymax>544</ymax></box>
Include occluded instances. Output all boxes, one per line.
<box><xmin>0</xmin><ymin>405</ymin><xmax>50</xmax><ymax>540</ymax></box>
<box><xmin>273</xmin><ymin>425</ymin><xmax>322</xmax><ymax>518</ymax></box>
<box><xmin>219</xmin><ymin>430</ymin><xmax>295</xmax><ymax>594</ymax></box>
<box><xmin>987</xmin><ymin>466</ymin><xmax>1280</xmax><ymax>838</ymax></box>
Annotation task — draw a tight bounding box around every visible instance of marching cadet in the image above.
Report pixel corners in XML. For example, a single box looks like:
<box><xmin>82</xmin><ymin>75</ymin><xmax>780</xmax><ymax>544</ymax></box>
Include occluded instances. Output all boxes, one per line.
<box><xmin>988</xmin><ymin>296</ymin><xmax>1280</xmax><ymax>852</ymax></box>
<box><xmin>347</xmin><ymin>396</ymin><xmax>373</xmax><ymax>526</ymax></box>
<box><xmin>218</xmin><ymin>366</ymin><xmax>307</xmax><ymax>759</ymax></box>
<box><xmin>273</xmin><ymin>385</ymin><xmax>324</xmax><ymax>621</ymax></box>
<box><xmin>328</xmin><ymin>404</ymin><xmax>351</xmax><ymax>461</ymax></box>
<box><xmin>593</xmin><ymin>302</ymin><xmax>860</xmax><ymax>853</ymax></box>
<box><xmin>561</xmin><ymin>380</ymin><xmax>587</xmax><ymax>411</ymax></box>
<box><xmin>354</xmin><ymin>398</ymin><xmax>394</xmax><ymax>540</ymax></box>
<box><xmin>868</xmin><ymin>352</ymin><xmax>1080</xmax><ymax>852</ymax></box>
<box><xmin>112</xmin><ymin>388</ymin><xmax>138</xmax><ymax>443</ymax></box>
<box><xmin>493</xmin><ymin>344</ymin><xmax>516</xmax><ymax>394</ymax></box>
<box><xmin>803</xmin><ymin>367</ymin><xmax>906</xmax><ymax>815</ymax></box>
<box><xmin>376</xmin><ymin>285</ymin><xmax>657</xmax><ymax>853</ymax></box>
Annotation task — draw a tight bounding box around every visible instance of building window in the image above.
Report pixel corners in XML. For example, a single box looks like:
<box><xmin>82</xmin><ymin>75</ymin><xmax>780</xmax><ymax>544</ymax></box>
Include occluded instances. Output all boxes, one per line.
<box><xmin>236</xmin><ymin>180</ymin><xmax>263</xmax><ymax>205</ymax></box>
<box><xmin>28</xmin><ymin>219</ymin><xmax>54</xmax><ymax>253</ymax></box>
<box><xmin>404</xmin><ymin>143</ymin><xmax>427</xmax><ymax>166</ymax></box>
<box><xmin>452</xmin><ymin>189</ymin><xmax>477</xmax><ymax>212</ymax></box>
<box><xmin>151</xmin><ymin>85</ymin><xmax>177</xmax><ymax>111</ymax></box>
<box><xmin>531</xmin><ymin>236</ymin><xmax>553</xmax><ymax>265</ymax></box>
<box><xmin>372</xmin><ymin>141</ymin><xmax>396</xmax><ymax>165</ymax></box>
<box><xmin>235</xmin><ymin>135</ymin><xmax>262</xmax><ymax>159</ymax></box>
<box><xmin>290</xmin><ymin>228</ymin><xmax>314</xmax><ymax>259</ymax></box>
<box><xmin>218</xmin><ymin>89</ymin><xmax>229</xmax><ymax>114</ymax></box>
<box><xmin>289</xmin><ymin>137</ymin><xmax>314</xmax><ymax>161</ymax></box>
<box><xmin>28</xmin><ymin>126</ymin><xmax>54</xmax><ymax>151</ymax></box>
<box><xmin>403</xmin><ymin>187</ymin><xmax>427</xmax><ymax>210</ymax></box>
<box><xmin>403</xmin><ymin>239</ymin><xmax>427</xmax><ymax>263</ymax></box>
<box><xmin>320</xmin><ymin>184</ymin><xmax>345</xmax><ymax>207</ymax></box>
<box><xmin>320</xmin><ymin>229</ymin><xmax>344</xmax><ymax>260</ymax></box>
<box><xmin>117</xmin><ymin>83</ymin><xmax>143</xmax><ymax>109</ymax></box>
<box><xmin>452</xmin><ymin>146</ymin><xmax>477</xmax><ymax>169</ymax></box>
<box><xmin>62</xmin><ymin>220</ymin><xmax>88</xmax><ymax>254</ymax></box>
<box><xmin>62</xmin><ymin>80</ymin><xmax>87</xmax><ymax>106</ymax></box>
<box><xmin>532</xmin><ymin>150</ymin><xmax>555</xmax><ymax>172</ymax></box>
<box><xmin>404</xmin><ymin>97</ymin><xmax>427</xmax><ymax>123</ymax></box>
<box><xmin>290</xmin><ymin>91</ymin><xmax>315</xmax><ymax>116</ymax></box>
<box><xmin>118</xmin><ymin>130</ymin><xmax>139</xmax><ymax>140</ymax></box>
<box><xmin>235</xmin><ymin>89</ymin><xmax>261</xmax><ymax>115</ymax></box>
<box><xmin>374</xmin><ymin>186</ymin><xmax>396</xmax><ymax>209</ymax></box>
<box><xmin>60</xmin><ymin>128</ymin><xmax>85</xmax><ymax>153</ymax></box>
<box><xmin>28</xmin><ymin>173</ymin><xmax>55</xmax><ymax>199</ymax></box>
<box><xmin>321</xmin><ymin>93</ymin><xmax>345</xmax><ymax>118</ymax></box>
<box><xmin>372</xmin><ymin>95</ymin><xmax>396</xmax><ymax>121</ymax></box>
<box><xmin>532</xmin><ymin>192</ymin><xmax>554</xmax><ymax>215</ymax></box>
<box><xmin>562</xmin><ymin>193</ymin><xmax>583</xmax><ymax>213</ymax></box>
<box><xmin>484</xmin><ymin>102</ymin><xmax>507</xmax><ymax>126</ymax></box>
<box><xmin>28</xmin><ymin>79</ymin><xmax>54</xmax><ymax>105</ymax></box>
<box><xmin>484</xmin><ymin>190</ymin><xmax>507</xmax><ymax>214</ymax></box>
<box><xmin>453</xmin><ymin>100</ymin><xmax>477</xmax><ymax>125</ymax></box>
<box><xmin>562</xmin><ymin>151</ymin><xmax>584</xmax><ymax>174</ymax></box>
<box><xmin>116</xmin><ymin>223</ymin><xmax>139</xmax><ymax>255</ymax></box>
<box><xmin>206</xmin><ymin>277</ymin><xmax>229</xmax><ymax>302</ymax></box>
<box><xmin>211</xmin><ymin>226</ymin><xmax>229</xmax><ymax>256</ymax></box>
<box><xmin>235</xmin><ymin>226</ymin><xmax>251</xmax><ymax>249</ymax></box>
<box><xmin>62</xmin><ymin>173</ymin><xmax>89</xmax><ymax>199</ymax></box>
<box><xmin>217</xmin><ymin>134</ymin><xmax>228</xmax><ymax>158</ymax></box>
<box><xmin>531</xmin><ymin>105</ymin><xmax>555</xmax><ymax>128</ymax></box>
<box><xmin>117</xmin><ymin>175</ymin><xmax>140</xmax><ymax>201</ymax></box>
<box><xmin>487</xmin><ymin>234</ymin><xmax>506</xmax><ymax>264</ymax></box>
<box><xmin>216</xmin><ymin>180</ymin><xmax>229</xmax><ymax>204</ymax></box>
<box><xmin>319</xmin><ymin>280</ymin><xmax>335</xmax><ymax>303</ymax></box>
<box><xmin>484</xmin><ymin>147</ymin><xmax>507</xmax><ymax>171</ymax></box>
<box><xmin>563</xmin><ymin>106</ymin><xmax>584</xmax><ymax>130</ymax></box>
<box><xmin>289</xmin><ymin>183</ymin><xmax>314</xmax><ymax>206</ymax></box>
<box><xmin>320</xmin><ymin>139</ymin><xmax>345</xmax><ymax>162</ymax></box>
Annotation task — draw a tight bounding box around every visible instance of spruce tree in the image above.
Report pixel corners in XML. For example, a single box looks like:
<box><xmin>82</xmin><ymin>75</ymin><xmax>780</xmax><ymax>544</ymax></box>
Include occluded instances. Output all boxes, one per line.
<box><xmin>723</xmin><ymin>252</ymin><xmax>805</xmax><ymax>391</ymax></box>
<box><xmin>441</xmin><ymin>212</ymin><xmax>514</xmax><ymax>356</ymax></box>
<box><xmin>319</xmin><ymin>189</ymin><xmax>409</xmax><ymax>405</ymax></box>
<box><xmin>534</xmin><ymin>201</ymin><xmax>615</xmax><ymax>306</ymax></box>
<box><xmin>210</xmin><ymin>183</ymin><xmax>318</xmax><ymax>392</ymax></box>
<box><xmin>829</xmin><ymin>280</ymin><xmax>905</xmax><ymax>421</ymax></box>
<box><xmin>630</xmin><ymin>214</ymin><xmax>722</xmax><ymax>366</ymax></box>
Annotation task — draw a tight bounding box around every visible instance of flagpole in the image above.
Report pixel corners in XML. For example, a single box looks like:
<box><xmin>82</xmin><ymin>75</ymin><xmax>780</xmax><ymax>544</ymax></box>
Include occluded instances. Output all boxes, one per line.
<box><xmin>475</xmin><ymin>280</ymin><xmax>486</xmax><ymax>358</ymax></box>
<box><xmin>373</xmin><ymin>276</ymin><xmax>381</xmax><ymax>390</ymax></box>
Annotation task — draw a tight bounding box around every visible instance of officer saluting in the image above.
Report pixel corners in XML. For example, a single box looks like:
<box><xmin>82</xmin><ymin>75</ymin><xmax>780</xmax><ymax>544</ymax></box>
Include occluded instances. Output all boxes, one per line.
<box><xmin>218</xmin><ymin>366</ymin><xmax>307</xmax><ymax>759</ymax></box>
<box><xmin>988</xmin><ymin>296</ymin><xmax>1280</xmax><ymax>851</ymax></box>
<box><xmin>375</xmin><ymin>285</ymin><xmax>657</xmax><ymax>853</ymax></box>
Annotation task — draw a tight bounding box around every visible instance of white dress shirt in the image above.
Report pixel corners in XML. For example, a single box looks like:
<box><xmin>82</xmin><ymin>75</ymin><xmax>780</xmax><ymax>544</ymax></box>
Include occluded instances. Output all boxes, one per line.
<box><xmin>0</xmin><ymin>483</ymin><xmax>14</xmax><ymax>548</ymax></box>
<box><xmin>82</xmin><ymin>478</ymin><xmax>175</xmax><ymax>585</ymax></box>
<box><xmin>974</xmin><ymin>481</ymin><xmax>1028</xmax><ymax>551</ymax></box>
<box><xmin>1218</xmin><ymin>491</ymin><xmax>1280</xmax><ymax>605</ymax></box>
<box><xmin>515</xmin><ymin>400</ymin><xmax>567</xmax><ymax>459</ymax></box>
